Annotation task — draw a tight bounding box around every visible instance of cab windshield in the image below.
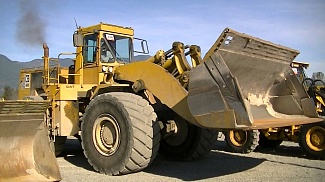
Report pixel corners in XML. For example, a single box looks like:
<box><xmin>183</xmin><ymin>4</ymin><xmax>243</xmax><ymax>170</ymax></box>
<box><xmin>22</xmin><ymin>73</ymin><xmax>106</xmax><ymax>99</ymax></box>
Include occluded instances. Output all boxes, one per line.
<box><xmin>101</xmin><ymin>33</ymin><xmax>132</xmax><ymax>63</ymax></box>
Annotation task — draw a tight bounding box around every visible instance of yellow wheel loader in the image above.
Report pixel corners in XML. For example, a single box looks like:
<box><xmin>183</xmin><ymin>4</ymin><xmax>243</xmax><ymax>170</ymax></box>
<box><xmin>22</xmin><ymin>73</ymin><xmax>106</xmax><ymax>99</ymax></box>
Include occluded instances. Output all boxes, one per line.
<box><xmin>1</xmin><ymin>22</ymin><xmax>323</xmax><ymax>180</ymax></box>
<box><xmin>224</xmin><ymin>61</ymin><xmax>325</xmax><ymax>159</ymax></box>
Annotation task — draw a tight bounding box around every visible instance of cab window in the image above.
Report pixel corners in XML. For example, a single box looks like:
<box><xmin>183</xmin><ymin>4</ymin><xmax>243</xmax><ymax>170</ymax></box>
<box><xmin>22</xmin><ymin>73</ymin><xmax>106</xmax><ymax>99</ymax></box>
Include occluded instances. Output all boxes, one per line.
<box><xmin>83</xmin><ymin>34</ymin><xmax>97</xmax><ymax>63</ymax></box>
<box><xmin>100</xmin><ymin>39</ymin><xmax>114</xmax><ymax>63</ymax></box>
<box><xmin>103</xmin><ymin>34</ymin><xmax>131</xmax><ymax>63</ymax></box>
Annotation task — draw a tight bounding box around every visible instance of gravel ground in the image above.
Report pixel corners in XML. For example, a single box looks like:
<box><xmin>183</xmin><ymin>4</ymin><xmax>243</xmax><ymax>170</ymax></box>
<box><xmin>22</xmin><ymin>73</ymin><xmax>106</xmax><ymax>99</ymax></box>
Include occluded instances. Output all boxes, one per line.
<box><xmin>57</xmin><ymin>136</ymin><xmax>325</xmax><ymax>182</ymax></box>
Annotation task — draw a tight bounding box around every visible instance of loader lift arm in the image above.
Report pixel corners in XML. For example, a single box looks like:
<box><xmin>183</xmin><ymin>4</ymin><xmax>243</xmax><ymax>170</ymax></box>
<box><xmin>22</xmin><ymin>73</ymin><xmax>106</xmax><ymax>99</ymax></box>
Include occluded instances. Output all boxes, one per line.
<box><xmin>116</xmin><ymin>28</ymin><xmax>322</xmax><ymax>130</ymax></box>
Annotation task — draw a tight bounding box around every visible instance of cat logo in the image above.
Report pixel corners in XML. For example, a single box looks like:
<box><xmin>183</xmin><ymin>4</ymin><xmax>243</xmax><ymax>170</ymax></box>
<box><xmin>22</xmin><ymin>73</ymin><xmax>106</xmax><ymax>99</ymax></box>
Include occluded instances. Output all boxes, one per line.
<box><xmin>66</xmin><ymin>85</ymin><xmax>74</xmax><ymax>88</ymax></box>
<box><xmin>25</xmin><ymin>74</ymin><xmax>30</xmax><ymax>88</ymax></box>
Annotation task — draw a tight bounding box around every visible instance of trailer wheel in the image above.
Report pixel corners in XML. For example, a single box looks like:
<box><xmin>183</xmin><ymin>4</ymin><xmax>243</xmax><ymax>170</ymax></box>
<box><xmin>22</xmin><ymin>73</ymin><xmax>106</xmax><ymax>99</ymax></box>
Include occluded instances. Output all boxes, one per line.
<box><xmin>299</xmin><ymin>121</ymin><xmax>325</xmax><ymax>160</ymax></box>
<box><xmin>224</xmin><ymin>130</ymin><xmax>259</xmax><ymax>153</ymax></box>
<box><xmin>258</xmin><ymin>134</ymin><xmax>283</xmax><ymax>149</ymax></box>
<box><xmin>159</xmin><ymin>116</ymin><xmax>218</xmax><ymax>161</ymax></box>
<box><xmin>81</xmin><ymin>92</ymin><xmax>160</xmax><ymax>175</ymax></box>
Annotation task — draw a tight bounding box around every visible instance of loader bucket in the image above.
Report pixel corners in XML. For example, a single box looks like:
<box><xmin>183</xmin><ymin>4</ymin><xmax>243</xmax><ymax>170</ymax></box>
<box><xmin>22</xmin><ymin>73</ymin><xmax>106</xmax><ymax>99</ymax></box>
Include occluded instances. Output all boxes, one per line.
<box><xmin>188</xmin><ymin>28</ymin><xmax>322</xmax><ymax>129</ymax></box>
<box><xmin>0</xmin><ymin>100</ymin><xmax>61</xmax><ymax>182</ymax></box>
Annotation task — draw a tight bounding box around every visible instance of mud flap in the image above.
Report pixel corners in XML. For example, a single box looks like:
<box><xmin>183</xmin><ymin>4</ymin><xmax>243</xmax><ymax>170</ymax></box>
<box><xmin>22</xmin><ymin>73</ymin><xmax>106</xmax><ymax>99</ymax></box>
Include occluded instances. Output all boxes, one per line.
<box><xmin>188</xmin><ymin>28</ymin><xmax>321</xmax><ymax>129</ymax></box>
<box><xmin>0</xmin><ymin>101</ymin><xmax>61</xmax><ymax>182</ymax></box>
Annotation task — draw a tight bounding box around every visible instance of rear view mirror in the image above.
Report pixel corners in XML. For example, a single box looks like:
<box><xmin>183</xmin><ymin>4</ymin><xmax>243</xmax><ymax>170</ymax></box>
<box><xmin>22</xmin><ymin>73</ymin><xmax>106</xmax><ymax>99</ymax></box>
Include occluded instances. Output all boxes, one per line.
<box><xmin>134</xmin><ymin>38</ymin><xmax>149</xmax><ymax>54</ymax></box>
<box><xmin>73</xmin><ymin>32</ymin><xmax>83</xmax><ymax>47</ymax></box>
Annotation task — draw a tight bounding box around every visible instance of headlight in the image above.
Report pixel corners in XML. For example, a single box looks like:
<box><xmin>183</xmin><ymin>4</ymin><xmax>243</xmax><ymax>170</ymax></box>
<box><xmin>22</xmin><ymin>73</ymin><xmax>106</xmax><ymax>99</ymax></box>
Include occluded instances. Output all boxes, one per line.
<box><xmin>102</xmin><ymin>66</ymin><xmax>108</xmax><ymax>72</ymax></box>
<box><xmin>108</xmin><ymin>66</ymin><xmax>113</xmax><ymax>73</ymax></box>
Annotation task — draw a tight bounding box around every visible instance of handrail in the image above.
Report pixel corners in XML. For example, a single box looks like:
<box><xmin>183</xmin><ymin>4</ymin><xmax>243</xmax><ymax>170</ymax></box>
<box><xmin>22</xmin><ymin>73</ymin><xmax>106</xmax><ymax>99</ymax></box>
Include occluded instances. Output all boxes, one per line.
<box><xmin>43</xmin><ymin>52</ymin><xmax>80</xmax><ymax>86</ymax></box>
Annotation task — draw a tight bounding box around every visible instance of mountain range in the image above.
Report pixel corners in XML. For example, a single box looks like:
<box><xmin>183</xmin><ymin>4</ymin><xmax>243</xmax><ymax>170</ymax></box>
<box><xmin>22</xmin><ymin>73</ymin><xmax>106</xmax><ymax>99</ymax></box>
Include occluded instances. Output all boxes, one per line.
<box><xmin>0</xmin><ymin>54</ymin><xmax>150</xmax><ymax>97</ymax></box>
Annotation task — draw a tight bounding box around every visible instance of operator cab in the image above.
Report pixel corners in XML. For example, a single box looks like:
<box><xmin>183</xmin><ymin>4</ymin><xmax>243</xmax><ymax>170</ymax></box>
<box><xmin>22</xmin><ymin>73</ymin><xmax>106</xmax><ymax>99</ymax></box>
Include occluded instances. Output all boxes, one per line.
<box><xmin>74</xmin><ymin>22</ymin><xmax>148</xmax><ymax>65</ymax></box>
<box><xmin>82</xmin><ymin>32</ymin><xmax>132</xmax><ymax>64</ymax></box>
<box><xmin>72</xmin><ymin>22</ymin><xmax>148</xmax><ymax>85</ymax></box>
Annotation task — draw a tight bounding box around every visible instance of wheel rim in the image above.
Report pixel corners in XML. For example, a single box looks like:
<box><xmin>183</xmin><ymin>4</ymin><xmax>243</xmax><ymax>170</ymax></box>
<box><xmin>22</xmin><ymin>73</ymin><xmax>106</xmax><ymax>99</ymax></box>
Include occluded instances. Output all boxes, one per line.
<box><xmin>306</xmin><ymin>126</ymin><xmax>325</xmax><ymax>152</ymax></box>
<box><xmin>92</xmin><ymin>114</ymin><xmax>121</xmax><ymax>156</ymax></box>
<box><xmin>229</xmin><ymin>130</ymin><xmax>247</xmax><ymax>147</ymax></box>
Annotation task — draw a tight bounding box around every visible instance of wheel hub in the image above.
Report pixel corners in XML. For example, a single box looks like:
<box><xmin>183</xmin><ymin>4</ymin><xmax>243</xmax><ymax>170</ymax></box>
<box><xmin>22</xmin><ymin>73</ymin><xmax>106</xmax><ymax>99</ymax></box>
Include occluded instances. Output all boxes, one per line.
<box><xmin>165</xmin><ymin>118</ymin><xmax>188</xmax><ymax>146</ymax></box>
<box><xmin>100</xmin><ymin>123</ymin><xmax>116</xmax><ymax>148</ymax></box>
<box><xmin>230</xmin><ymin>130</ymin><xmax>247</xmax><ymax>147</ymax></box>
<box><xmin>93</xmin><ymin>114</ymin><xmax>120</xmax><ymax>156</ymax></box>
<box><xmin>306</xmin><ymin>126</ymin><xmax>325</xmax><ymax>152</ymax></box>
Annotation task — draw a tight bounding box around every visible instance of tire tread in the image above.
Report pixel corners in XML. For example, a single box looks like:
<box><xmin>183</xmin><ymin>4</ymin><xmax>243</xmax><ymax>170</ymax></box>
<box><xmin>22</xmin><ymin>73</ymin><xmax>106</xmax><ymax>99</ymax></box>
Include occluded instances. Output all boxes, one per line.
<box><xmin>81</xmin><ymin>92</ymin><xmax>160</xmax><ymax>175</ymax></box>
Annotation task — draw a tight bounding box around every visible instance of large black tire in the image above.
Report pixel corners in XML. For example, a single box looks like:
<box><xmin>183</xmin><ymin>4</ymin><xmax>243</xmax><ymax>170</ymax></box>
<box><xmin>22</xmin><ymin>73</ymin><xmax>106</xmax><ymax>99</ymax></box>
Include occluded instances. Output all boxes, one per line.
<box><xmin>224</xmin><ymin>130</ymin><xmax>259</xmax><ymax>153</ymax></box>
<box><xmin>81</xmin><ymin>92</ymin><xmax>161</xmax><ymax>175</ymax></box>
<box><xmin>258</xmin><ymin>133</ymin><xmax>283</xmax><ymax>149</ymax></box>
<box><xmin>159</xmin><ymin>116</ymin><xmax>218</xmax><ymax>161</ymax></box>
<box><xmin>299</xmin><ymin>121</ymin><xmax>325</xmax><ymax>160</ymax></box>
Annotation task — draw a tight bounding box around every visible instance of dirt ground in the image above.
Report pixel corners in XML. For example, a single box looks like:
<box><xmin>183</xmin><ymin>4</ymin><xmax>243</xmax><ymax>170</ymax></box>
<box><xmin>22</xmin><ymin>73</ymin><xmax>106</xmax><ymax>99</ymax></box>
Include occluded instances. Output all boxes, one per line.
<box><xmin>57</xmin><ymin>136</ymin><xmax>325</xmax><ymax>182</ymax></box>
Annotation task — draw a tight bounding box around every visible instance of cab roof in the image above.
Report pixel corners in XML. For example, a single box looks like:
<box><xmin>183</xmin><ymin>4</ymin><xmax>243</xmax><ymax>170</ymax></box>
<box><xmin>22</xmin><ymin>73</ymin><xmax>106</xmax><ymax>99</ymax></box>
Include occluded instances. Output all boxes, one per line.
<box><xmin>78</xmin><ymin>22</ymin><xmax>134</xmax><ymax>36</ymax></box>
<box><xmin>291</xmin><ymin>61</ymin><xmax>309</xmax><ymax>69</ymax></box>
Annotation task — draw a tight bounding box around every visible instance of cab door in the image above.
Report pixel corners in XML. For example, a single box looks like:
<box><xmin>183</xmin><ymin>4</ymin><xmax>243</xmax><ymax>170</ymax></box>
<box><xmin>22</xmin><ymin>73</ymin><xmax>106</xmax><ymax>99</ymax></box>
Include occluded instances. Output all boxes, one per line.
<box><xmin>82</xmin><ymin>33</ymin><xmax>100</xmax><ymax>84</ymax></box>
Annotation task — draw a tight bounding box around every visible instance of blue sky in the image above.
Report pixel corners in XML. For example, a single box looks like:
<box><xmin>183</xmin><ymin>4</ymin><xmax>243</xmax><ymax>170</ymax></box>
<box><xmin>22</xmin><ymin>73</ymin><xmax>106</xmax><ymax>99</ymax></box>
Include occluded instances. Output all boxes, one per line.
<box><xmin>0</xmin><ymin>0</ymin><xmax>324</xmax><ymax>76</ymax></box>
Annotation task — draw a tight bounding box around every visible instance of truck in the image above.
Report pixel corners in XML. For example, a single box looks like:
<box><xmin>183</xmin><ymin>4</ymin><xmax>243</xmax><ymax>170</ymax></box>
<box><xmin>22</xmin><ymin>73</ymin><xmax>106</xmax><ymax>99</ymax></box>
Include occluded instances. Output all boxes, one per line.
<box><xmin>223</xmin><ymin>61</ymin><xmax>325</xmax><ymax>159</ymax></box>
<box><xmin>0</xmin><ymin>22</ymin><xmax>323</xmax><ymax>181</ymax></box>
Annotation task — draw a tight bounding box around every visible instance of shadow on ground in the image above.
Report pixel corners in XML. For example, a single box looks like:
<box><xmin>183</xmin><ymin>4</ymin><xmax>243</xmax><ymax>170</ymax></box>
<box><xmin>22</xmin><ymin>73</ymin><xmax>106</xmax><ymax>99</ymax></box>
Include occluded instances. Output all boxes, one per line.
<box><xmin>254</xmin><ymin>145</ymin><xmax>306</xmax><ymax>158</ymax></box>
<box><xmin>59</xmin><ymin>138</ymin><xmax>266</xmax><ymax>181</ymax></box>
<box><xmin>215</xmin><ymin>139</ymin><xmax>325</xmax><ymax>170</ymax></box>
<box><xmin>214</xmin><ymin>136</ymin><xmax>307</xmax><ymax>158</ymax></box>
<box><xmin>144</xmin><ymin>151</ymin><xmax>265</xmax><ymax>181</ymax></box>
<box><xmin>58</xmin><ymin>138</ymin><xmax>94</xmax><ymax>171</ymax></box>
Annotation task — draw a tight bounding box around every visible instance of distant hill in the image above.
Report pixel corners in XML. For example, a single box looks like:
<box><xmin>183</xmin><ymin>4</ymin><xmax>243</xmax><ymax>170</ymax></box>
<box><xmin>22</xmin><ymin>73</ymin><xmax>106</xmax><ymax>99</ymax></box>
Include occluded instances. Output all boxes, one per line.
<box><xmin>0</xmin><ymin>54</ymin><xmax>151</xmax><ymax>96</ymax></box>
<box><xmin>0</xmin><ymin>54</ymin><xmax>23</xmax><ymax>94</ymax></box>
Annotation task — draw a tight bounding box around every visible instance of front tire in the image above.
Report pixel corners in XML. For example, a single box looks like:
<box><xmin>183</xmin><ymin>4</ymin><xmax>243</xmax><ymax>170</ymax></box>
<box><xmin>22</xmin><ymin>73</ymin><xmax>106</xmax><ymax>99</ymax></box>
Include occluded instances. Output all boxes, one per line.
<box><xmin>299</xmin><ymin>121</ymin><xmax>325</xmax><ymax>159</ymax></box>
<box><xmin>224</xmin><ymin>130</ymin><xmax>259</xmax><ymax>153</ymax></box>
<box><xmin>81</xmin><ymin>92</ymin><xmax>161</xmax><ymax>175</ymax></box>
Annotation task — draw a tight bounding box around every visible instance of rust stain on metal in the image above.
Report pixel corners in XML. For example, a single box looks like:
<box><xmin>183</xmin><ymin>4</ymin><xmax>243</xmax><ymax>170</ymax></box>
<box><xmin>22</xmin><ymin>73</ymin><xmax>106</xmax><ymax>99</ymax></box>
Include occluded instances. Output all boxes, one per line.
<box><xmin>64</xmin><ymin>101</ymin><xmax>79</xmax><ymax>125</ymax></box>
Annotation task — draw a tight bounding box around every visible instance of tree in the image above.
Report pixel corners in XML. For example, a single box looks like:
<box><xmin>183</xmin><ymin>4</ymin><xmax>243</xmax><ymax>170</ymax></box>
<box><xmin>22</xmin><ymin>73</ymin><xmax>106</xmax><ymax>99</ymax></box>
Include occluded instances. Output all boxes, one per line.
<box><xmin>312</xmin><ymin>72</ymin><xmax>325</xmax><ymax>81</ymax></box>
<box><xmin>1</xmin><ymin>86</ymin><xmax>18</xmax><ymax>100</ymax></box>
<box><xmin>311</xmin><ymin>72</ymin><xmax>325</xmax><ymax>86</ymax></box>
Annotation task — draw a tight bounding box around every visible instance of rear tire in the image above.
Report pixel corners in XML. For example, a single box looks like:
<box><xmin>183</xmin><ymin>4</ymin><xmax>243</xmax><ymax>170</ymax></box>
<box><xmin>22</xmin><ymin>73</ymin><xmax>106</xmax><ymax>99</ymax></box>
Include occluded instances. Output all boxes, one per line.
<box><xmin>81</xmin><ymin>92</ymin><xmax>160</xmax><ymax>175</ymax></box>
<box><xmin>224</xmin><ymin>130</ymin><xmax>259</xmax><ymax>153</ymax></box>
<box><xmin>299</xmin><ymin>121</ymin><xmax>325</xmax><ymax>160</ymax></box>
<box><xmin>159</xmin><ymin>116</ymin><xmax>218</xmax><ymax>161</ymax></box>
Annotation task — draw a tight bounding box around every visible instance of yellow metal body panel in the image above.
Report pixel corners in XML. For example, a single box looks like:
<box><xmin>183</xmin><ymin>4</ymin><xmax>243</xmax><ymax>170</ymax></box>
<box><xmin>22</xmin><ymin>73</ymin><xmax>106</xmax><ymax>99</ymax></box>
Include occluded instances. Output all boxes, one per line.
<box><xmin>74</xmin><ymin>48</ymin><xmax>83</xmax><ymax>84</ymax></box>
<box><xmin>116</xmin><ymin>62</ymin><xmax>187</xmax><ymax>108</ymax></box>
<box><xmin>59</xmin><ymin>68</ymin><xmax>69</xmax><ymax>83</ymax></box>
<box><xmin>54</xmin><ymin>100</ymin><xmax>79</xmax><ymax>136</ymax></box>
<box><xmin>115</xmin><ymin>61</ymin><xmax>203</xmax><ymax>127</ymax></box>
<box><xmin>79</xmin><ymin>22</ymin><xmax>134</xmax><ymax>36</ymax></box>
<box><xmin>83</xmin><ymin>64</ymin><xmax>100</xmax><ymax>84</ymax></box>
<box><xmin>54</xmin><ymin>84</ymin><xmax>94</xmax><ymax>100</ymax></box>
